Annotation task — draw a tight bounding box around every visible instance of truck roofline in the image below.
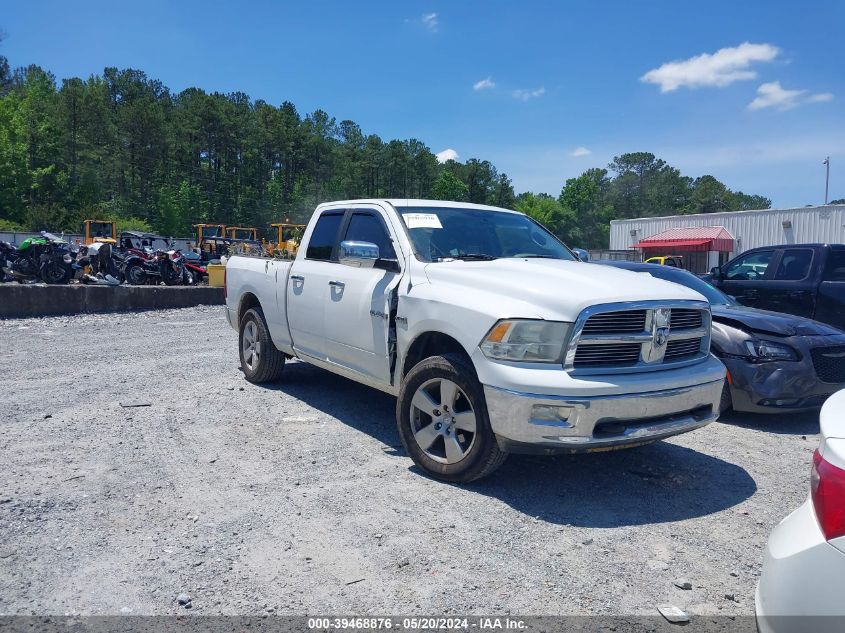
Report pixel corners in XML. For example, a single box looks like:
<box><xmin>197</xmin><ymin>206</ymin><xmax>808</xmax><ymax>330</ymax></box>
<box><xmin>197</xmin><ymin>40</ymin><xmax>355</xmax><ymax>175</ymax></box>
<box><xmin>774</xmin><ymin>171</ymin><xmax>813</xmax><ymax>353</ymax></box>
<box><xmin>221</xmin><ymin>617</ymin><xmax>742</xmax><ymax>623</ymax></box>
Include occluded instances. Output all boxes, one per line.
<box><xmin>314</xmin><ymin>199</ymin><xmax>523</xmax><ymax>215</ymax></box>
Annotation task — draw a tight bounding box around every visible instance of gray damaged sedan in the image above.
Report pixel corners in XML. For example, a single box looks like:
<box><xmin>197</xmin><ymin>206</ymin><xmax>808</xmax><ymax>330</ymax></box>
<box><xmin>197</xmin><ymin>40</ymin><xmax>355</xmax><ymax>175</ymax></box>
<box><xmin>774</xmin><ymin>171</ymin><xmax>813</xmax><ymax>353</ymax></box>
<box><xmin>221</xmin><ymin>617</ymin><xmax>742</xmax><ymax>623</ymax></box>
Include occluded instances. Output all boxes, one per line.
<box><xmin>601</xmin><ymin>261</ymin><xmax>845</xmax><ymax>414</ymax></box>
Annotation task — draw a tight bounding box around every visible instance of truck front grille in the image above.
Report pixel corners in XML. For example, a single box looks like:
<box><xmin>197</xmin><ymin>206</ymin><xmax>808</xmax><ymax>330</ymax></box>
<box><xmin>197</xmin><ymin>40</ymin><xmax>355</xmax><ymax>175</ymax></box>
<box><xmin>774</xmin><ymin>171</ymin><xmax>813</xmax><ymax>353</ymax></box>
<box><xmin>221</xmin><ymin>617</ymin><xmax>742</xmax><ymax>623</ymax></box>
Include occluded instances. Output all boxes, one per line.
<box><xmin>581</xmin><ymin>310</ymin><xmax>647</xmax><ymax>334</ymax></box>
<box><xmin>669</xmin><ymin>308</ymin><xmax>703</xmax><ymax>330</ymax></box>
<box><xmin>574</xmin><ymin>343</ymin><xmax>642</xmax><ymax>367</ymax></box>
<box><xmin>664</xmin><ymin>338</ymin><xmax>703</xmax><ymax>362</ymax></box>
<box><xmin>811</xmin><ymin>346</ymin><xmax>845</xmax><ymax>383</ymax></box>
<box><xmin>568</xmin><ymin>303</ymin><xmax>710</xmax><ymax>373</ymax></box>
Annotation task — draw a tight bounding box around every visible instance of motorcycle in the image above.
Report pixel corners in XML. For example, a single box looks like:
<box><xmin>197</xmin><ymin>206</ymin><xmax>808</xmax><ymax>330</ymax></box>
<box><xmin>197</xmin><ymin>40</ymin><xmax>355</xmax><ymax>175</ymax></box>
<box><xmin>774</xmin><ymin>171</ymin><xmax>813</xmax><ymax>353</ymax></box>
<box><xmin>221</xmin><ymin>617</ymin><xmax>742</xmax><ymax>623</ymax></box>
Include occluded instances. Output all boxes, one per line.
<box><xmin>120</xmin><ymin>247</ymin><xmax>193</xmax><ymax>285</ymax></box>
<box><xmin>0</xmin><ymin>232</ymin><xmax>75</xmax><ymax>284</ymax></box>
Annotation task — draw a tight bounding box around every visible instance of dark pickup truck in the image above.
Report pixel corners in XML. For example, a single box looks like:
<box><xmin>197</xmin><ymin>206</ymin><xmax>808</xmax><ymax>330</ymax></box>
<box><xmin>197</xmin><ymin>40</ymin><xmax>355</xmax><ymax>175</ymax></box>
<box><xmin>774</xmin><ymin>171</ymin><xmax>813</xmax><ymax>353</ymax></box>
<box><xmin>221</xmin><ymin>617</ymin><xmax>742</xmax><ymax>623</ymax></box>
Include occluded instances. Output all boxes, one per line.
<box><xmin>710</xmin><ymin>243</ymin><xmax>845</xmax><ymax>331</ymax></box>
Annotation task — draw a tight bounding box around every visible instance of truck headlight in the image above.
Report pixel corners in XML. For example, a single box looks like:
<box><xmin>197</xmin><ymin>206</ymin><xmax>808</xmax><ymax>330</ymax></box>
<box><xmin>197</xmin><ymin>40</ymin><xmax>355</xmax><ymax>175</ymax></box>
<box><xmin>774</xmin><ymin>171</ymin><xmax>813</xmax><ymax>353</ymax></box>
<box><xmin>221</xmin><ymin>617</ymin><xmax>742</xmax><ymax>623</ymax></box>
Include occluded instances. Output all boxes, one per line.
<box><xmin>744</xmin><ymin>340</ymin><xmax>798</xmax><ymax>361</ymax></box>
<box><xmin>480</xmin><ymin>319</ymin><xmax>571</xmax><ymax>363</ymax></box>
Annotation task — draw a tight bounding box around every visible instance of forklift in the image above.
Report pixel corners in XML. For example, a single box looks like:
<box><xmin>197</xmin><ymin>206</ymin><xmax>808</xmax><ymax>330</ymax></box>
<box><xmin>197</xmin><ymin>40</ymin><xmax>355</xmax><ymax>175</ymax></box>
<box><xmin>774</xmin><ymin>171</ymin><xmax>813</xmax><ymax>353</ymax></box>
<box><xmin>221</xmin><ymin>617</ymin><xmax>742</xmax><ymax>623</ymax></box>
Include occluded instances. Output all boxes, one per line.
<box><xmin>269</xmin><ymin>222</ymin><xmax>305</xmax><ymax>259</ymax></box>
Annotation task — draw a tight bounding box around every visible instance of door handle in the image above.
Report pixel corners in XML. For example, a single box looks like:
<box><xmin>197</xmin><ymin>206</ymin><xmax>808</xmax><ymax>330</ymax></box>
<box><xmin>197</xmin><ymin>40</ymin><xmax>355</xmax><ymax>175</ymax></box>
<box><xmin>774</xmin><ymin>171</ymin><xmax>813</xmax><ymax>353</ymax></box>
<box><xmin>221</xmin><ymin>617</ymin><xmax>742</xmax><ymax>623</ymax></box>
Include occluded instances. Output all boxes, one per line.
<box><xmin>290</xmin><ymin>274</ymin><xmax>304</xmax><ymax>282</ymax></box>
<box><xmin>328</xmin><ymin>280</ymin><xmax>345</xmax><ymax>288</ymax></box>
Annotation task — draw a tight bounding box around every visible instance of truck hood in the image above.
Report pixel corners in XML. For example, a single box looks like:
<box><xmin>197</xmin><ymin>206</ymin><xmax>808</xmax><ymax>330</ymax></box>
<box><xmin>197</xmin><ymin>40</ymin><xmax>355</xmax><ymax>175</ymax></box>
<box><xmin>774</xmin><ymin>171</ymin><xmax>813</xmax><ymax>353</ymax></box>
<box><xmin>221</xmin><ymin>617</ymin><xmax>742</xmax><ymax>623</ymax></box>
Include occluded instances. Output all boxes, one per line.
<box><xmin>712</xmin><ymin>304</ymin><xmax>842</xmax><ymax>337</ymax></box>
<box><xmin>422</xmin><ymin>258</ymin><xmax>706</xmax><ymax>321</ymax></box>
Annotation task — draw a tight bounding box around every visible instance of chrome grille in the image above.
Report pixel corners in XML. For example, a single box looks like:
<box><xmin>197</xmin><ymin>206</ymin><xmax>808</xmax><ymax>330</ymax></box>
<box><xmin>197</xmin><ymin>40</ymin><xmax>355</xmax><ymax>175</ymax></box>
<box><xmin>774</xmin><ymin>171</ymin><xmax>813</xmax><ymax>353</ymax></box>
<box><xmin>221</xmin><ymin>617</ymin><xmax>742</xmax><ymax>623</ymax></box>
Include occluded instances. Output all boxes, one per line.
<box><xmin>670</xmin><ymin>309</ymin><xmax>703</xmax><ymax>330</ymax></box>
<box><xmin>566</xmin><ymin>302</ymin><xmax>710</xmax><ymax>373</ymax></box>
<box><xmin>582</xmin><ymin>310</ymin><xmax>647</xmax><ymax>334</ymax></box>
<box><xmin>574</xmin><ymin>343</ymin><xmax>642</xmax><ymax>367</ymax></box>
<box><xmin>664</xmin><ymin>338</ymin><xmax>703</xmax><ymax>362</ymax></box>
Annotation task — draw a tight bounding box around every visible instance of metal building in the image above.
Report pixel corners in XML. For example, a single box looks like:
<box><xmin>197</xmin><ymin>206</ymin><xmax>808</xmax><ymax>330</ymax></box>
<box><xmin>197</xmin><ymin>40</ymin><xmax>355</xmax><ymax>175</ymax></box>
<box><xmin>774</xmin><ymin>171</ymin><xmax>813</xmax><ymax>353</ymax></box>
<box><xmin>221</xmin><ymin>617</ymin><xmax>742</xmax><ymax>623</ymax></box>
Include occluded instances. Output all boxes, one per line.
<box><xmin>609</xmin><ymin>204</ymin><xmax>845</xmax><ymax>273</ymax></box>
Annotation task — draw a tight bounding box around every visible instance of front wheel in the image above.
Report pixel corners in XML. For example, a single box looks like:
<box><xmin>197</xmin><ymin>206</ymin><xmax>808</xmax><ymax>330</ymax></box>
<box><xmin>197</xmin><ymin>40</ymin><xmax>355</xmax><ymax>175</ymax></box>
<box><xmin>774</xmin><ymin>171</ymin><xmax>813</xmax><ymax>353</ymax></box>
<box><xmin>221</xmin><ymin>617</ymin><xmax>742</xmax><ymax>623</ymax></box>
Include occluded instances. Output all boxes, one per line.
<box><xmin>239</xmin><ymin>307</ymin><xmax>285</xmax><ymax>383</ymax></box>
<box><xmin>40</xmin><ymin>261</ymin><xmax>69</xmax><ymax>284</ymax></box>
<box><xmin>719</xmin><ymin>380</ymin><xmax>733</xmax><ymax>415</ymax></box>
<box><xmin>124</xmin><ymin>263</ymin><xmax>147</xmax><ymax>285</ymax></box>
<box><xmin>397</xmin><ymin>353</ymin><xmax>507</xmax><ymax>483</ymax></box>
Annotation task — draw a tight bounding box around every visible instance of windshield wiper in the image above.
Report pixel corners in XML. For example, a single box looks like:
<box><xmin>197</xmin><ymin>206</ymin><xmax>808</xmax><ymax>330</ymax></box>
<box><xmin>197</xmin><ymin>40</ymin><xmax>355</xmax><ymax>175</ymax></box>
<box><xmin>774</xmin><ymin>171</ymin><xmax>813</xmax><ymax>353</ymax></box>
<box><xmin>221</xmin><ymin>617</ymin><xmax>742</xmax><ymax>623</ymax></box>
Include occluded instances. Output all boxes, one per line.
<box><xmin>438</xmin><ymin>253</ymin><xmax>498</xmax><ymax>261</ymax></box>
<box><xmin>513</xmin><ymin>254</ymin><xmax>562</xmax><ymax>259</ymax></box>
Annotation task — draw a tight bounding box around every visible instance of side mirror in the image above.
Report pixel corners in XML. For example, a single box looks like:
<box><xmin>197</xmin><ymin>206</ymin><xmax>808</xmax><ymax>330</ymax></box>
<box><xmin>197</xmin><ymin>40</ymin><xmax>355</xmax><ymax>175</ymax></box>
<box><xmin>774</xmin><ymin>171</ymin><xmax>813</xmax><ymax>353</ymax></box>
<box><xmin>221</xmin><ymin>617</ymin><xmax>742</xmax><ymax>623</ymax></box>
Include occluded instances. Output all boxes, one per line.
<box><xmin>339</xmin><ymin>240</ymin><xmax>379</xmax><ymax>268</ymax></box>
<box><xmin>710</xmin><ymin>266</ymin><xmax>722</xmax><ymax>278</ymax></box>
<box><xmin>572</xmin><ymin>248</ymin><xmax>589</xmax><ymax>262</ymax></box>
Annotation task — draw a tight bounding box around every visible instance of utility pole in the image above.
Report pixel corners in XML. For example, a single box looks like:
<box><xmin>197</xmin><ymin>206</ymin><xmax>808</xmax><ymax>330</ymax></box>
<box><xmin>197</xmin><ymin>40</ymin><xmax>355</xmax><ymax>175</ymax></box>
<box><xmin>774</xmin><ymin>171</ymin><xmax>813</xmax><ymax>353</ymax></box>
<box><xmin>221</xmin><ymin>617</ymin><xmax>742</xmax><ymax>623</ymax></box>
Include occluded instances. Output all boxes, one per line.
<box><xmin>824</xmin><ymin>157</ymin><xmax>830</xmax><ymax>204</ymax></box>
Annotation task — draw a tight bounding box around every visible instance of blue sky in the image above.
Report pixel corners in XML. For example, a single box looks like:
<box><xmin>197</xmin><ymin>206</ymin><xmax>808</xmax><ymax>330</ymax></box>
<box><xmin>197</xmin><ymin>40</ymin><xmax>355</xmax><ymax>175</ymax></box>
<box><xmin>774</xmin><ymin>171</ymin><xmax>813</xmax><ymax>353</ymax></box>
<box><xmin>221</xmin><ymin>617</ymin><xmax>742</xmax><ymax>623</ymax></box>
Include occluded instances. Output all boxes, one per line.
<box><xmin>2</xmin><ymin>0</ymin><xmax>843</xmax><ymax>207</ymax></box>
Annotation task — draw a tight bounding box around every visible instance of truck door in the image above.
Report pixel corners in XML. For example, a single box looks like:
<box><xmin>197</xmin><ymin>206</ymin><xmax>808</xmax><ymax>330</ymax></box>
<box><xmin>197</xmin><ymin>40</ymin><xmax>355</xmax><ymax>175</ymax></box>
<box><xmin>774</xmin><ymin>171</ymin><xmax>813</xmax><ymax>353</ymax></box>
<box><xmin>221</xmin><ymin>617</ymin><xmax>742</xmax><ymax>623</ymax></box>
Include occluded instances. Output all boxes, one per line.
<box><xmin>815</xmin><ymin>248</ymin><xmax>845</xmax><ymax>330</ymax></box>
<box><xmin>322</xmin><ymin>208</ymin><xmax>403</xmax><ymax>385</ymax></box>
<box><xmin>286</xmin><ymin>210</ymin><xmax>345</xmax><ymax>361</ymax></box>
<box><xmin>720</xmin><ymin>248</ymin><xmax>777</xmax><ymax>308</ymax></box>
<box><xmin>764</xmin><ymin>248</ymin><xmax>817</xmax><ymax>318</ymax></box>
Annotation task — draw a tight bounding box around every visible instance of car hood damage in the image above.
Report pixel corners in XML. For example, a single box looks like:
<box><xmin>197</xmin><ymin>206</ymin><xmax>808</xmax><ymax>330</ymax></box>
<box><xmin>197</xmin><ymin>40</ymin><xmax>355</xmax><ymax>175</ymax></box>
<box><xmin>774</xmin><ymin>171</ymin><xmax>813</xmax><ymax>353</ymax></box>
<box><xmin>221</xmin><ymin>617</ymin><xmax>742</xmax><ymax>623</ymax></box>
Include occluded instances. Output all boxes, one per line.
<box><xmin>712</xmin><ymin>305</ymin><xmax>842</xmax><ymax>338</ymax></box>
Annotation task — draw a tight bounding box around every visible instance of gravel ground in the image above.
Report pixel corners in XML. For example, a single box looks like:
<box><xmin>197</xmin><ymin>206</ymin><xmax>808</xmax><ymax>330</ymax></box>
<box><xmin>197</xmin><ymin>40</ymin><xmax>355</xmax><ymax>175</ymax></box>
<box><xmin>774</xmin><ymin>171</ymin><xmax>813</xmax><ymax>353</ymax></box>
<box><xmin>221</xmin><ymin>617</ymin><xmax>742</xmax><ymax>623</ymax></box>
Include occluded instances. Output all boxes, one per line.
<box><xmin>0</xmin><ymin>307</ymin><xmax>820</xmax><ymax>617</ymax></box>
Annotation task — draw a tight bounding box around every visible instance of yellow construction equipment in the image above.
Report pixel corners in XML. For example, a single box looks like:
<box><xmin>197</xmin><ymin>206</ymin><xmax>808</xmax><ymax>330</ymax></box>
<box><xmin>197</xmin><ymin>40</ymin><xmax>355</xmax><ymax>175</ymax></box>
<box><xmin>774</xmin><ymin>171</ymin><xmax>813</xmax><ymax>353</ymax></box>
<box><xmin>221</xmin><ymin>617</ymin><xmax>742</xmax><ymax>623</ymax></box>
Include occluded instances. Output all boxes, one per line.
<box><xmin>82</xmin><ymin>220</ymin><xmax>117</xmax><ymax>245</ymax></box>
<box><xmin>226</xmin><ymin>227</ymin><xmax>258</xmax><ymax>241</ymax></box>
<box><xmin>269</xmin><ymin>223</ymin><xmax>305</xmax><ymax>258</ymax></box>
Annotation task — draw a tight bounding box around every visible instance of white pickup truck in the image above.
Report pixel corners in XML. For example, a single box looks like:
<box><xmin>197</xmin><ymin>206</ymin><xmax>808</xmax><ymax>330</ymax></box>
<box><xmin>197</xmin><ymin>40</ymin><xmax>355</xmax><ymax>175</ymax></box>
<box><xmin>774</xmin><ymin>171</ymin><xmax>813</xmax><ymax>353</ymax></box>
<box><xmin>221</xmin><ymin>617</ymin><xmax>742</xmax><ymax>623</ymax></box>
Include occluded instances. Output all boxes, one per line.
<box><xmin>224</xmin><ymin>199</ymin><xmax>725</xmax><ymax>481</ymax></box>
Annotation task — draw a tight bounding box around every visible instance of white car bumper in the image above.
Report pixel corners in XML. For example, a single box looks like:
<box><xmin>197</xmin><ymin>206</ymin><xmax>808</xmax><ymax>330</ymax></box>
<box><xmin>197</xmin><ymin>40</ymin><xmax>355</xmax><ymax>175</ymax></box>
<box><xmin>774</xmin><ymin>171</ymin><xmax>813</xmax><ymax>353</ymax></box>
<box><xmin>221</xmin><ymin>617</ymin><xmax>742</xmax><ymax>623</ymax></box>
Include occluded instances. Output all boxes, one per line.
<box><xmin>756</xmin><ymin>499</ymin><xmax>845</xmax><ymax>633</ymax></box>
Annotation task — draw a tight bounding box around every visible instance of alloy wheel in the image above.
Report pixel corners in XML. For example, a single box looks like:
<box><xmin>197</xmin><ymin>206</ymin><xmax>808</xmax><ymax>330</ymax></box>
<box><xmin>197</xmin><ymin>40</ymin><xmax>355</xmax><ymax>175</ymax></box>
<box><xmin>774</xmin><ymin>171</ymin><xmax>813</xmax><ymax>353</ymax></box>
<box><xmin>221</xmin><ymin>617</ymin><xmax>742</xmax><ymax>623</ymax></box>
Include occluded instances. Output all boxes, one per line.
<box><xmin>410</xmin><ymin>378</ymin><xmax>477</xmax><ymax>464</ymax></box>
<box><xmin>242</xmin><ymin>320</ymin><xmax>261</xmax><ymax>371</ymax></box>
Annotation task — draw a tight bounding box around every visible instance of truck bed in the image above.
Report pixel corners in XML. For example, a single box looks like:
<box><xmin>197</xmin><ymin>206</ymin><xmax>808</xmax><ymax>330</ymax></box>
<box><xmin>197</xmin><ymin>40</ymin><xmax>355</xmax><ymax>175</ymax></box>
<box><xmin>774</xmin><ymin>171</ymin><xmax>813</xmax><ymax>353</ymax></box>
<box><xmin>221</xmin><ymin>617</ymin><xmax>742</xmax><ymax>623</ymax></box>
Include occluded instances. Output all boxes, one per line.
<box><xmin>224</xmin><ymin>255</ymin><xmax>295</xmax><ymax>354</ymax></box>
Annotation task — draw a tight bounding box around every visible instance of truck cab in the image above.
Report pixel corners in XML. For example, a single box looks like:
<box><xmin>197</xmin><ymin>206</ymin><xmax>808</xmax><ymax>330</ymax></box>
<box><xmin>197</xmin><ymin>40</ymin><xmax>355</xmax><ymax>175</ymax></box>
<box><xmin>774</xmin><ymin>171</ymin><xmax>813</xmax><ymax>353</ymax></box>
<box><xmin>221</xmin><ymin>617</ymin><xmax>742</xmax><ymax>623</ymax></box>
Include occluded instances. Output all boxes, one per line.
<box><xmin>711</xmin><ymin>244</ymin><xmax>845</xmax><ymax>330</ymax></box>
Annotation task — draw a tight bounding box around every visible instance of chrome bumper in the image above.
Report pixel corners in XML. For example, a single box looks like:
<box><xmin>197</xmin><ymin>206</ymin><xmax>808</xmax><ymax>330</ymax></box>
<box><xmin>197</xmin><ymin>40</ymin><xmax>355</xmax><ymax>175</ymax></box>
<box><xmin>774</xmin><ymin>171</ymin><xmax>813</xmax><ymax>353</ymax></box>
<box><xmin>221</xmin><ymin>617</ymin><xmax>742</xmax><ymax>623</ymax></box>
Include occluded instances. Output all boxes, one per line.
<box><xmin>483</xmin><ymin>378</ymin><xmax>723</xmax><ymax>453</ymax></box>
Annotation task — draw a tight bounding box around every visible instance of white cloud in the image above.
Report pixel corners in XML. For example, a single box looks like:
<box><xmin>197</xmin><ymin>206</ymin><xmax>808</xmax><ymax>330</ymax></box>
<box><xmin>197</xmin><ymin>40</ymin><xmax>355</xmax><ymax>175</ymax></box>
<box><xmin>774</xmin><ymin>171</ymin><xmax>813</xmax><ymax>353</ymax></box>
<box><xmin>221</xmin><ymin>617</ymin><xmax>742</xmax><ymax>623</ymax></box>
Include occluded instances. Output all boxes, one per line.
<box><xmin>421</xmin><ymin>13</ymin><xmax>438</xmax><ymax>32</ymax></box>
<box><xmin>641</xmin><ymin>42</ymin><xmax>779</xmax><ymax>92</ymax></box>
<box><xmin>807</xmin><ymin>92</ymin><xmax>834</xmax><ymax>104</ymax></box>
<box><xmin>512</xmin><ymin>86</ymin><xmax>545</xmax><ymax>101</ymax></box>
<box><xmin>748</xmin><ymin>81</ymin><xmax>834</xmax><ymax>111</ymax></box>
<box><xmin>473</xmin><ymin>77</ymin><xmax>495</xmax><ymax>91</ymax></box>
<box><xmin>435</xmin><ymin>148</ymin><xmax>459</xmax><ymax>163</ymax></box>
<box><xmin>571</xmin><ymin>146</ymin><xmax>592</xmax><ymax>157</ymax></box>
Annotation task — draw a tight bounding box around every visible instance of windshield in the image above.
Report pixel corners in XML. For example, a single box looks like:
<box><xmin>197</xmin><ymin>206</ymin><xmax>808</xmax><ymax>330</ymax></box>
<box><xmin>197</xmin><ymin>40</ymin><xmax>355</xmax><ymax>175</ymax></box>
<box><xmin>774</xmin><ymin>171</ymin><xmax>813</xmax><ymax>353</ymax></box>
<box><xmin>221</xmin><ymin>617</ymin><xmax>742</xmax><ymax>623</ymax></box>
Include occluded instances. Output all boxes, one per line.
<box><xmin>399</xmin><ymin>207</ymin><xmax>577</xmax><ymax>262</ymax></box>
<box><xmin>646</xmin><ymin>267</ymin><xmax>734</xmax><ymax>306</ymax></box>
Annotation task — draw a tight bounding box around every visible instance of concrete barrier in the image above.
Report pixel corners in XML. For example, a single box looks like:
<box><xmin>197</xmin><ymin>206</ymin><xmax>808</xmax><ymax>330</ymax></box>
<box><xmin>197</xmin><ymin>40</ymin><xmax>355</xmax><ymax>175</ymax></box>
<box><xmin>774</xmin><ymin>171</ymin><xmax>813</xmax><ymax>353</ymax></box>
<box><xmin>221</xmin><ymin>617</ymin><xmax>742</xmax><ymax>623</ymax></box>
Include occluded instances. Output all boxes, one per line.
<box><xmin>0</xmin><ymin>284</ymin><xmax>225</xmax><ymax>319</ymax></box>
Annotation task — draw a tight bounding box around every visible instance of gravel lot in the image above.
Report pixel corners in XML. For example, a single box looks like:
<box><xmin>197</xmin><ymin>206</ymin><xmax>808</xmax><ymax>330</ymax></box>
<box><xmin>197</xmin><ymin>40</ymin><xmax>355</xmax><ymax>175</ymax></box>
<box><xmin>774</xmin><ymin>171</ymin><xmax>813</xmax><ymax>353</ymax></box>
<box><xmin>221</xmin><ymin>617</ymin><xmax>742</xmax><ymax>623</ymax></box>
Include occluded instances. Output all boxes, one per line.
<box><xmin>0</xmin><ymin>307</ymin><xmax>820</xmax><ymax>617</ymax></box>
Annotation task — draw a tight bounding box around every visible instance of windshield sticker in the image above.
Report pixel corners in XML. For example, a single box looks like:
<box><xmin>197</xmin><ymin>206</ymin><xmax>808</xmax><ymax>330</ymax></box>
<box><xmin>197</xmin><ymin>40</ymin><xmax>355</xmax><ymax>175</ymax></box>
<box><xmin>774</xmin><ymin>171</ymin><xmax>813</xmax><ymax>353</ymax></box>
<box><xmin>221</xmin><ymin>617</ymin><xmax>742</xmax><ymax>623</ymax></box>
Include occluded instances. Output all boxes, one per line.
<box><xmin>403</xmin><ymin>213</ymin><xmax>442</xmax><ymax>229</ymax></box>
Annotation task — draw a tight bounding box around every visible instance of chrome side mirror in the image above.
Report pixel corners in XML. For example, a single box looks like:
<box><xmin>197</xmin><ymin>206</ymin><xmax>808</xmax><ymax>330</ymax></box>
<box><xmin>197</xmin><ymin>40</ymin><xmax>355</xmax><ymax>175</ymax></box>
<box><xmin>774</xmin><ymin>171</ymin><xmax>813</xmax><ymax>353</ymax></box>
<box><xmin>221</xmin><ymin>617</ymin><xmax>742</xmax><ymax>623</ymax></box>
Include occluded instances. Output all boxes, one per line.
<box><xmin>339</xmin><ymin>240</ymin><xmax>379</xmax><ymax>268</ymax></box>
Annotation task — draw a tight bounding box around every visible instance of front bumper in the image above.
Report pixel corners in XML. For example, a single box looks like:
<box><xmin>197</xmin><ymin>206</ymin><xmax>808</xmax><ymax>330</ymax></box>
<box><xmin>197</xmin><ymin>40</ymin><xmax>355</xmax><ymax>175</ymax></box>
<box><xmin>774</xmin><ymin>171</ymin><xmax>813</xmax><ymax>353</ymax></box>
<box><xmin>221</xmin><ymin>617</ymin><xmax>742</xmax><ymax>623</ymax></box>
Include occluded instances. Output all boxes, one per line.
<box><xmin>756</xmin><ymin>500</ymin><xmax>845</xmax><ymax>633</ymax></box>
<box><xmin>723</xmin><ymin>334</ymin><xmax>845</xmax><ymax>414</ymax></box>
<box><xmin>483</xmin><ymin>377</ymin><xmax>723</xmax><ymax>454</ymax></box>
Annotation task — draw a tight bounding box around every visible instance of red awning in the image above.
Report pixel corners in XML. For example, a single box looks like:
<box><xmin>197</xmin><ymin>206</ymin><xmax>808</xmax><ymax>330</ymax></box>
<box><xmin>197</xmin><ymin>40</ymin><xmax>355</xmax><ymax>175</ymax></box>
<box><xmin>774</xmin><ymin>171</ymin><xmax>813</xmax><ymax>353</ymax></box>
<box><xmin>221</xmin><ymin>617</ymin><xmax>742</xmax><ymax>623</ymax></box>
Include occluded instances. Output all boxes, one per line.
<box><xmin>630</xmin><ymin>226</ymin><xmax>734</xmax><ymax>252</ymax></box>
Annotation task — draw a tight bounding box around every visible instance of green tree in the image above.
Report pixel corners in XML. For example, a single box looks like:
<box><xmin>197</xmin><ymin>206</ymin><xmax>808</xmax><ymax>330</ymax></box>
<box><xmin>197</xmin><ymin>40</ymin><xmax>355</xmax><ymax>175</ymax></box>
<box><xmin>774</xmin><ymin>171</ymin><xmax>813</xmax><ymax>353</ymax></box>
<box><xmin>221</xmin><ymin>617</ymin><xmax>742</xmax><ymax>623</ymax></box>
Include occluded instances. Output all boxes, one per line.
<box><xmin>515</xmin><ymin>192</ymin><xmax>567</xmax><ymax>235</ymax></box>
<box><xmin>430</xmin><ymin>169</ymin><xmax>468</xmax><ymax>201</ymax></box>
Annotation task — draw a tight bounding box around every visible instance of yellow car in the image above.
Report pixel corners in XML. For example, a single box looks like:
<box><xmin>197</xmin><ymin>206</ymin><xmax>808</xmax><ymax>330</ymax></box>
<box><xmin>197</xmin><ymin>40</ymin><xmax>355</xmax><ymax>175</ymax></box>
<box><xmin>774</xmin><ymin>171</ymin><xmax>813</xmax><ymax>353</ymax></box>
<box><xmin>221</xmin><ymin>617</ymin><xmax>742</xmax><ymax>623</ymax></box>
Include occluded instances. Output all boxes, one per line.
<box><xmin>645</xmin><ymin>255</ymin><xmax>684</xmax><ymax>268</ymax></box>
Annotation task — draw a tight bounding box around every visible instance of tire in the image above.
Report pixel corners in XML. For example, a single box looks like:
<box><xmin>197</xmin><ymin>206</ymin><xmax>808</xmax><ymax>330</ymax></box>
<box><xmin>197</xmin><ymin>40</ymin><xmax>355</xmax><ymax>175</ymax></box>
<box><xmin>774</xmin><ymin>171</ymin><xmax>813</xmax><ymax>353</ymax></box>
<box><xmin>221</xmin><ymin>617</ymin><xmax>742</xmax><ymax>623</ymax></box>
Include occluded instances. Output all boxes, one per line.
<box><xmin>239</xmin><ymin>307</ymin><xmax>285</xmax><ymax>384</ymax></box>
<box><xmin>125</xmin><ymin>263</ymin><xmax>147</xmax><ymax>285</ymax></box>
<box><xmin>40</xmin><ymin>261</ymin><xmax>69</xmax><ymax>284</ymax></box>
<box><xmin>397</xmin><ymin>353</ymin><xmax>507</xmax><ymax>483</ymax></box>
<box><xmin>719</xmin><ymin>380</ymin><xmax>733</xmax><ymax>415</ymax></box>
<box><xmin>161</xmin><ymin>264</ymin><xmax>182</xmax><ymax>286</ymax></box>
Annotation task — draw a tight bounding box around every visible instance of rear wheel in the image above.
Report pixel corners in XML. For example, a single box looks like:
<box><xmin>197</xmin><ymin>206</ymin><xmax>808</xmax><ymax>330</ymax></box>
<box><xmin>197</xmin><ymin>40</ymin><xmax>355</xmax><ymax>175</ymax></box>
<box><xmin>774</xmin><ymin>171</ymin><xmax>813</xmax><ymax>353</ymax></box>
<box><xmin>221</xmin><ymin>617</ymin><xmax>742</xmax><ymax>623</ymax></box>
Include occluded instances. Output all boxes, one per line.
<box><xmin>239</xmin><ymin>307</ymin><xmax>285</xmax><ymax>383</ymax></box>
<box><xmin>397</xmin><ymin>353</ymin><xmax>507</xmax><ymax>482</ymax></box>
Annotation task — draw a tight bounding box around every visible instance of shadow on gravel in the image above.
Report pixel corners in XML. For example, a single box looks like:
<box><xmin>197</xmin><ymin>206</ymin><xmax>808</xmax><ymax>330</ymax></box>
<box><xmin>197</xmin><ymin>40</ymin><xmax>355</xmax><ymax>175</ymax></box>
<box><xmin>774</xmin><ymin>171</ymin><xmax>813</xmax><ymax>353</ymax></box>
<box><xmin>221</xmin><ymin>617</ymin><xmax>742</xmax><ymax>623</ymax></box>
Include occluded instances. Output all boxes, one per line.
<box><xmin>261</xmin><ymin>360</ymin><xmax>757</xmax><ymax>528</ymax></box>
<box><xmin>257</xmin><ymin>360</ymin><xmax>400</xmax><ymax>447</ymax></box>
<box><xmin>468</xmin><ymin>442</ymin><xmax>757</xmax><ymax>527</ymax></box>
<box><xmin>717</xmin><ymin>409</ymin><xmax>819</xmax><ymax>436</ymax></box>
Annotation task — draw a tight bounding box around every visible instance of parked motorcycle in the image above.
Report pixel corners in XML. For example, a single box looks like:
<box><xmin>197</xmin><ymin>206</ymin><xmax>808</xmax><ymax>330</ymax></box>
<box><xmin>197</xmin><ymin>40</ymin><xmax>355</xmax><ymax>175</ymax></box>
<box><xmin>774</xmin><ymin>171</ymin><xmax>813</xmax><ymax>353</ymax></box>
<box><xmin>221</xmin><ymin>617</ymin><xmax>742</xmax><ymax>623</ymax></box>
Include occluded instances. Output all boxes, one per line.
<box><xmin>120</xmin><ymin>247</ymin><xmax>193</xmax><ymax>285</ymax></box>
<box><xmin>0</xmin><ymin>232</ymin><xmax>75</xmax><ymax>284</ymax></box>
